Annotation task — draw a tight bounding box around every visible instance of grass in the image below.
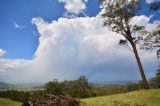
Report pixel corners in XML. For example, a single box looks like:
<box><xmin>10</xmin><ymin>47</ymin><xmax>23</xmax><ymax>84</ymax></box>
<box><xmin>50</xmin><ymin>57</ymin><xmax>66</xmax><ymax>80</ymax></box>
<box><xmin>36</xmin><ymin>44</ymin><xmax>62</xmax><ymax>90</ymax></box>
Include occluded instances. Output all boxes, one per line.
<box><xmin>0</xmin><ymin>98</ymin><xmax>22</xmax><ymax>106</ymax></box>
<box><xmin>0</xmin><ymin>89</ymin><xmax>160</xmax><ymax>106</ymax></box>
<box><xmin>81</xmin><ymin>89</ymin><xmax>160</xmax><ymax>106</ymax></box>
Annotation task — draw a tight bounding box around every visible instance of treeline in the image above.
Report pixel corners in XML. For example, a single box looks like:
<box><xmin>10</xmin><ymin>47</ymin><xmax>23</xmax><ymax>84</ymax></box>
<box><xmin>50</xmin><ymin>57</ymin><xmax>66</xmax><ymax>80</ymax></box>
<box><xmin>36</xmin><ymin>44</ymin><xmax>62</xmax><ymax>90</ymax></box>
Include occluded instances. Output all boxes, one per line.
<box><xmin>149</xmin><ymin>69</ymin><xmax>160</xmax><ymax>89</ymax></box>
<box><xmin>126</xmin><ymin>69</ymin><xmax>160</xmax><ymax>91</ymax></box>
<box><xmin>0</xmin><ymin>90</ymin><xmax>29</xmax><ymax>101</ymax></box>
<box><xmin>0</xmin><ymin>76</ymin><xmax>94</xmax><ymax>104</ymax></box>
<box><xmin>0</xmin><ymin>69</ymin><xmax>160</xmax><ymax>104</ymax></box>
<box><xmin>0</xmin><ymin>90</ymin><xmax>43</xmax><ymax>104</ymax></box>
<box><xmin>45</xmin><ymin>76</ymin><xmax>94</xmax><ymax>98</ymax></box>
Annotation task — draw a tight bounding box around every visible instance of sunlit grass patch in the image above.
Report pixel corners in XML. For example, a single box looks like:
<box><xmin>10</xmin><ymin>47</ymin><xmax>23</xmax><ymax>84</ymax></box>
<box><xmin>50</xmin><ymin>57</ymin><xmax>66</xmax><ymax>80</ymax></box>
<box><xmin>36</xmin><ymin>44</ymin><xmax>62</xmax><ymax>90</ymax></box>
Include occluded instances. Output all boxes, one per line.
<box><xmin>81</xmin><ymin>89</ymin><xmax>160</xmax><ymax>106</ymax></box>
<box><xmin>0</xmin><ymin>98</ymin><xmax>22</xmax><ymax>106</ymax></box>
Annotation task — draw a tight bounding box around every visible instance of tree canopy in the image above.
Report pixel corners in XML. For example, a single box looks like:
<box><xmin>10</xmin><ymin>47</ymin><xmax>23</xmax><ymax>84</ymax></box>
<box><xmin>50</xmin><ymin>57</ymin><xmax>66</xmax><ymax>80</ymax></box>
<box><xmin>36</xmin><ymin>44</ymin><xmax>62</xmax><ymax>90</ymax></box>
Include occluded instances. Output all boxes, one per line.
<box><xmin>101</xmin><ymin>0</ymin><xmax>151</xmax><ymax>89</ymax></box>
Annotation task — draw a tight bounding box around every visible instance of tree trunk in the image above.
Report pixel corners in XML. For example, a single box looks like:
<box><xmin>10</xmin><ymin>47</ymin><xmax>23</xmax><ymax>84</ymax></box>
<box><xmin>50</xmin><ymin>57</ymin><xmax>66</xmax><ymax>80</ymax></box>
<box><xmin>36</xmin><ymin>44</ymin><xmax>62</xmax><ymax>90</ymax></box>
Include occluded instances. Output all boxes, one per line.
<box><xmin>130</xmin><ymin>41</ymin><xmax>150</xmax><ymax>89</ymax></box>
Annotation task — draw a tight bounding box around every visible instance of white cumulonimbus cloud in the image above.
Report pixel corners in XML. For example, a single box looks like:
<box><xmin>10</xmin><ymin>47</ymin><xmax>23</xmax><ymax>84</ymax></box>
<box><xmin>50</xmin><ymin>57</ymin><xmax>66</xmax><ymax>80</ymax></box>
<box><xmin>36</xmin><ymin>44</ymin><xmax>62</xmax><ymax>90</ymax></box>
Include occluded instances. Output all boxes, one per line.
<box><xmin>0</xmin><ymin>16</ymin><xmax>158</xmax><ymax>83</ymax></box>
<box><xmin>130</xmin><ymin>15</ymin><xmax>150</xmax><ymax>26</ymax></box>
<box><xmin>0</xmin><ymin>59</ymin><xmax>31</xmax><ymax>75</ymax></box>
<box><xmin>58</xmin><ymin>0</ymin><xmax>88</xmax><ymax>17</ymax></box>
<box><xmin>130</xmin><ymin>15</ymin><xmax>160</xmax><ymax>32</ymax></box>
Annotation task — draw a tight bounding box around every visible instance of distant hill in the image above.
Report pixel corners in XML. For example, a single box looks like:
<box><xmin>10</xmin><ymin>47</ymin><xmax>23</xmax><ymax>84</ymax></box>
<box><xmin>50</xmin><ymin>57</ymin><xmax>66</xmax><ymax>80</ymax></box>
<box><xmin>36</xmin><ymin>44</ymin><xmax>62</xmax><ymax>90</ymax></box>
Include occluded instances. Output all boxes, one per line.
<box><xmin>0</xmin><ymin>82</ymin><xmax>44</xmax><ymax>91</ymax></box>
<box><xmin>17</xmin><ymin>82</ymin><xmax>45</xmax><ymax>88</ymax></box>
<box><xmin>93</xmin><ymin>80</ymin><xmax>139</xmax><ymax>86</ymax></box>
<box><xmin>0</xmin><ymin>82</ymin><xmax>13</xmax><ymax>89</ymax></box>
<box><xmin>14</xmin><ymin>83</ymin><xmax>45</xmax><ymax>90</ymax></box>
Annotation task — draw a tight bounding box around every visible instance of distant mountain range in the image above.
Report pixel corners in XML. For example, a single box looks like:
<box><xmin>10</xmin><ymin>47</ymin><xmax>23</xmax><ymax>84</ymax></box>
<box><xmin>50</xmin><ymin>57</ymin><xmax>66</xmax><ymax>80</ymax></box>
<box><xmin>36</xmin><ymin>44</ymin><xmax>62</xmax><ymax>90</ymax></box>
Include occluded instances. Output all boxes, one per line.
<box><xmin>0</xmin><ymin>80</ymin><xmax>139</xmax><ymax>89</ymax></box>
<box><xmin>93</xmin><ymin>80</ymin><xmax>139</xmax><ymax>86</ymax></box>
<box><xmin>0</xmin><ymin>82</ymin><xmax>14</xmax><ymax>88</ymax></box>
<box><xmin>0</xmin><ymin>81</ymin><xmax>45</xmax><ymax>89</ymax></box>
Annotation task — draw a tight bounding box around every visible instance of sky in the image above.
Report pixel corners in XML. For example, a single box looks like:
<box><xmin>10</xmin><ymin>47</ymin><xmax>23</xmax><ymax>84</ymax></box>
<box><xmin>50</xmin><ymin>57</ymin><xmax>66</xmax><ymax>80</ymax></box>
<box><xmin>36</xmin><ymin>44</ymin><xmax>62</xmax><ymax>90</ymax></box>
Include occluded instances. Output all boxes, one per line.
<box><xmin>0</xmin><ymin>0</ymin><xmax>159</xmax><ymax>83</ymax></box>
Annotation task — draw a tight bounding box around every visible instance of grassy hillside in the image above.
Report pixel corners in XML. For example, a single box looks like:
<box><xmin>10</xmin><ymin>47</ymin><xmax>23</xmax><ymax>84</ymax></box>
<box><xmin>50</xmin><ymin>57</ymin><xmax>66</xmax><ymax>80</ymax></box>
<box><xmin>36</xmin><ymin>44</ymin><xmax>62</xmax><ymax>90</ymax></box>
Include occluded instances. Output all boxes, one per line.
<box><xmin>81</xmin><ymin>89</ymin><xmax>160</xmax><ymax>106</ymax></box>
<box><xmin>0</xmin><ymin>98</ymin><xmax>22</xmax><ymax>106</ymax></box>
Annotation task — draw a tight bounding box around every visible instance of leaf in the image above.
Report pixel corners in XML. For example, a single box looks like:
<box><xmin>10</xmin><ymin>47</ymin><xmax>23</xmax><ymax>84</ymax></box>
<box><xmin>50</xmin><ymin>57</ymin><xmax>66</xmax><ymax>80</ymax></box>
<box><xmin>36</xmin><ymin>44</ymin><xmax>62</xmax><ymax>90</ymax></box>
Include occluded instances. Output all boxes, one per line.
<box><xmin>119</xmin><ymin>39</ymin><xmax>128</xmax><ymax>45</ymax></box>
<box><xmin>157</xmin><ymin>49</ymin><xmax>160</xmax><ymax>59</ymax></box>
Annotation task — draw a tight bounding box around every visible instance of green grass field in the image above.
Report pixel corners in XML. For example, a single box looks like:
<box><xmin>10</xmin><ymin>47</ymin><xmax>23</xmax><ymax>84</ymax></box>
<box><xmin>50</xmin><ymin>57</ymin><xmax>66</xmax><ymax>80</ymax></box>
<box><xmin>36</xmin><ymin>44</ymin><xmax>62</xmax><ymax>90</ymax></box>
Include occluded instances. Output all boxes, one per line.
<box><xmin>81</xmin><ymin>89</ymin><xmax>160</xmax><ymax>106</ymax></box>
<box><xmin>0</xmin><ymin>98</ymin><xmax>22</xmax><ymax>106</ymax></box>
<box><xmin>1</xmin><ymin>89</ymin><xmax>160</xmax><ymax>106</ymax></box>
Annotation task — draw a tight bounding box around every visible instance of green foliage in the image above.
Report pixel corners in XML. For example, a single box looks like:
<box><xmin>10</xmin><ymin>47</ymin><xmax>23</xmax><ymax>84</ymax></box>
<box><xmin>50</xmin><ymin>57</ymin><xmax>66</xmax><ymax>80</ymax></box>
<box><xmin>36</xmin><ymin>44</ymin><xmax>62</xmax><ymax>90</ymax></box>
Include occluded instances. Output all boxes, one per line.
<box><xmin>157</xmin><ymin>49</ymin><xmax>160</xmax><ymax>59</ymax></box>
<box><xmin>69</xmin><ymin>76</ymin><xmax>94</xmax><ymax>98</ymax></box>
<box><xmin>0</xmin><ymin>89</ymin><xmax>45</xmax><ymax>105</ymax></box>
<box><xmin>149</xmin><ymin>78</ymin><xmax>157</xmax><ymax>88</ymax></box>
<box><xmin>29</xmin><ymin>90</ymin><xmax>44</xmax><ymax>103</ymax></box>
<box><xmin>127</xmin><ymin>82</ymin><xmax>139</xmax><ymax>91</ymax></box>
<box><xmin>0</xmin><ymin>90</ymin><xmax>30</xmax><ymax>102</ymax></box>
<box><xmin>149</xmin><ymin>69</ymin><xmax>160</xmax><ymax>89</ymax></box>
<box><xmin>155</xmin><ymin>69</ymin><xmax>160</xmax><ymax>88</ymax></box>
<box><xmin>45</xmin><ymin>79</ymin><xmax>64</xmax><ymax>95</ymax></box>
<box><xmin>44</xmin><ymin>76</ymin><xmax>94</xmax><ymax>98</ymax></box>
<box><xmin>119</xmin><ymin>39</ymin><xmax>128</xmax><ymax>45</ymax></box>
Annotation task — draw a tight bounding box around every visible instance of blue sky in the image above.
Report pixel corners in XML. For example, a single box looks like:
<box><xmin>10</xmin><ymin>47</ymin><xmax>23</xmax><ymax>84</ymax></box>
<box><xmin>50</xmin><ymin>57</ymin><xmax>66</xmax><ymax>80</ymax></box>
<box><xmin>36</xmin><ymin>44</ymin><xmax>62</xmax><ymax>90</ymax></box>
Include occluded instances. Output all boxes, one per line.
<box><xmin>0</xmin><ymin>0</ymin><xmax>159</xmax><ymax>83</ymax></box>
<box><xmin>0</xmin><ymin>0</ymin><xmax>100</xmax><ymax>59</ymax></box>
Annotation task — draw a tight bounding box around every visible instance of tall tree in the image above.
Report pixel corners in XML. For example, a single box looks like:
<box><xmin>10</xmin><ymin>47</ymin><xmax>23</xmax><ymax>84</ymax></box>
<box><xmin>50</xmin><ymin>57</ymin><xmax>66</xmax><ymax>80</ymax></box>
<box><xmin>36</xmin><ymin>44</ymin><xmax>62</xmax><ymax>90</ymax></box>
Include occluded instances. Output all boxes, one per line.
<box><xmin>101</xmin><ymin>0</ymin><xmax>150</xmax><ymax>89</ymax></box>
